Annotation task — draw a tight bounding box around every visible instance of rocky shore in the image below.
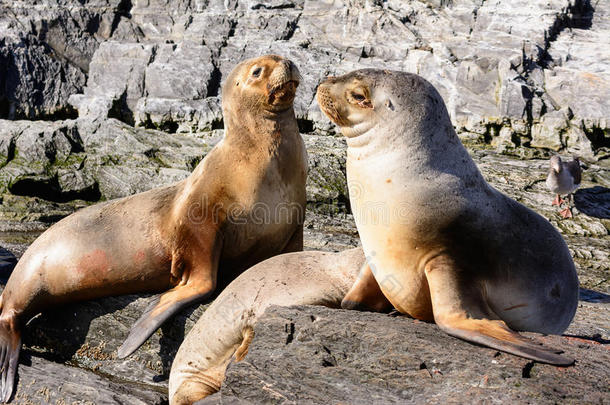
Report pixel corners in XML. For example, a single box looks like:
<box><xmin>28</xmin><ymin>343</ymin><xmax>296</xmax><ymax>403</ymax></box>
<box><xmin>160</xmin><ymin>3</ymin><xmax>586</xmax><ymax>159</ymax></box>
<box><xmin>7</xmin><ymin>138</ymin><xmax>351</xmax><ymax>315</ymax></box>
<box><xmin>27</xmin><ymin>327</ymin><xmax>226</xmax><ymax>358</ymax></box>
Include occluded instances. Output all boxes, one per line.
<box><xmin>0</xmin><ymin>0</ymin><xmax>608</xmax><ymax>403</ymax></box>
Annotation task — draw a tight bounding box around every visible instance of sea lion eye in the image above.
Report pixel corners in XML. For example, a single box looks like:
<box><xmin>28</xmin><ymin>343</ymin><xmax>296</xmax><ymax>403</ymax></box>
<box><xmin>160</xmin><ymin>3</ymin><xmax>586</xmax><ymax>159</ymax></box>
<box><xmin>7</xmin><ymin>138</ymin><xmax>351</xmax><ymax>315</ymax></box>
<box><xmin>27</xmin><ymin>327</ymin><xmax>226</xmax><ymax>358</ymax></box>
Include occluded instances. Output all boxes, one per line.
<box><xmin>349</xmin><ymin>90</ymin><xmax>373</xmax><ymax>109</ymax></box>
<box><xmin>252</xmin><ymin>67</ymin><xmax>262</xmax><ymax>77</ymax></box>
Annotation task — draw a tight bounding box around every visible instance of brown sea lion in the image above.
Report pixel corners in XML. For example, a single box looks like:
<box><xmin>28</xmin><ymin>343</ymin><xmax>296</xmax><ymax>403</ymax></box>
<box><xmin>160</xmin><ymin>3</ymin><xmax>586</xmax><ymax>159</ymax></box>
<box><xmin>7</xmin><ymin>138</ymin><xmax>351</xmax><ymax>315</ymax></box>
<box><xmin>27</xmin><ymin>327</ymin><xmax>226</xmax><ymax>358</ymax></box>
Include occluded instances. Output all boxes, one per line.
<box><xmin>168</xmin><ymin>247</ymin><xmax>384</xmax><ymax>405</ymax></box>
<box><xmin>316</xmin><ymin>69</ymin><xmax>579</xmax><ymax>366</ymax></box>
<box><xmin>0</xmin><ymin>54</ymin><xmax>307</xmax><ymax>402</ymax></box>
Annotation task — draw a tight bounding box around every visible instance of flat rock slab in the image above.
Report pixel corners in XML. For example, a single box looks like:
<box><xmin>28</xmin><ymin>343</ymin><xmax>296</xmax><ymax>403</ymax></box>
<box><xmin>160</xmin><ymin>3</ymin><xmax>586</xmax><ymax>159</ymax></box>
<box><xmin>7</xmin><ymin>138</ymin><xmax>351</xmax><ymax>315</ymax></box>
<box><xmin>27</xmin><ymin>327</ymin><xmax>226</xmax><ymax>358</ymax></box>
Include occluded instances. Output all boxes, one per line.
<box><xmin>12</xmin><ymin>354</ymin><xmax>166</xmax><ymax>405</ymax></box>
<box><xmin>209</xmin><ymin>305</ymin><xmax>609</xmax><ymax>404</ymax></box>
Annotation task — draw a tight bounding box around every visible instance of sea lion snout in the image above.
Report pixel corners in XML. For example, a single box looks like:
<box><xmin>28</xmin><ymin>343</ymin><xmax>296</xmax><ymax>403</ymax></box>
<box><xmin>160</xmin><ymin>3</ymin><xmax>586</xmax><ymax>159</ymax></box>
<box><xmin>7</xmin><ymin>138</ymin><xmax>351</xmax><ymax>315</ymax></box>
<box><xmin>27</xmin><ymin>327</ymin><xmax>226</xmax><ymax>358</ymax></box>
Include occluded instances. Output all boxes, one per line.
<box><xmin>265</xmin><ymin>56</ymin><xmax>300</xmax><ymax>107</ymax></box>
<box><xmin>265</xmin><ymin>55</ymin><xmax>300</xmax><ymax>87</ymax></box>
<box><xmin>316</xmin><ymin>74</ymin><xmax>377</xmax><ymax>137</ymax></box>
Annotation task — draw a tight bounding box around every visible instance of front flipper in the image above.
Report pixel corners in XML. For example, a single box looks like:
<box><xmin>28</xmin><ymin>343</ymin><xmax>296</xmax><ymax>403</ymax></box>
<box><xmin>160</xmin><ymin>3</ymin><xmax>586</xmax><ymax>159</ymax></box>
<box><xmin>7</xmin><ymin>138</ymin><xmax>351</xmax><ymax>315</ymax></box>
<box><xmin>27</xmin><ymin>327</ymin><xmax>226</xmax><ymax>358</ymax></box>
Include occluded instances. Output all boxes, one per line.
<box><xmin>341</xmin><ymin>263</ymin><xmax>393</xmax><ymax>313</ymax></box>
<box><xmin>118</xmin><ymin>283</ymin><xmax>215</xmax><ymax>359</ymax></box>
<box><xmin>425</xmin><ymin>255</ymin><xmax>574</xmax><ymax>366</ymax></box>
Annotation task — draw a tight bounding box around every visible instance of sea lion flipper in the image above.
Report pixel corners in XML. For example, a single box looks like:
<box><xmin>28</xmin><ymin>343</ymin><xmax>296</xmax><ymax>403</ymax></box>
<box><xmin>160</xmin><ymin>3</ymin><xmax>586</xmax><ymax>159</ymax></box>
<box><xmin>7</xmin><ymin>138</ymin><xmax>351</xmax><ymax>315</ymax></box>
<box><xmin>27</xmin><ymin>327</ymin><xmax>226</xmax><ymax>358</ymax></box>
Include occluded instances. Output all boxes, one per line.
<box><xmin>436</xmin><ymin>318</ymin><xmax>574</xmax><ymax>366</ymax></box>
<box><xmin>341</xmin><ymin>263</ymin><xmax>393</xmax><ymax>313</ymax></box>
<box><xmin>234</xmin><ymin>326</ymin><xmax>255</xmax><ymax>362</ymax></box>
<box><xmin>425</xmin><ymin>256</ymin><xmax>573</xmax><ymax>366</ymax></box>
<box><xmin>117</xmin><ymin>285</ymin><xmax>213</xmax><ymax>359</ymax></box>
<box><xmin>0</xmin><ymin>315</ymin><xmax>20</xmax><ymax>403</ymax></box>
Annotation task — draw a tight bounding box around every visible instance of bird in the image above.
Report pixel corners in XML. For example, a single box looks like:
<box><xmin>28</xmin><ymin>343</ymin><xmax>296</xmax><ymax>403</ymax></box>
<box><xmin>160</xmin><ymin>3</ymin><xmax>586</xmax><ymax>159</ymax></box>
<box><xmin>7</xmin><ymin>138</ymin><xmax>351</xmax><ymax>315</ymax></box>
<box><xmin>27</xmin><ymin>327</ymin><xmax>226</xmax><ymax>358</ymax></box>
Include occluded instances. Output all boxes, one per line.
<box><xmin>546</xmin><ymin>155</ymin><xmax>582</xmax><ymax>219</ymax></box>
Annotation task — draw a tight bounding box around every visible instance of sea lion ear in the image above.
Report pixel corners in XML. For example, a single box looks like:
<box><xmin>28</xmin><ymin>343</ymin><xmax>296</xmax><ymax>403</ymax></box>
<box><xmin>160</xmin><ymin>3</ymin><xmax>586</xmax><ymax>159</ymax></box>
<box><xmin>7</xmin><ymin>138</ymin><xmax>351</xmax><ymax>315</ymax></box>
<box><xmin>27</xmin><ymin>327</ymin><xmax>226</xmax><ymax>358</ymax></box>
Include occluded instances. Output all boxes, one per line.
<box><xmin>385</xmin><ymin>99</ymin><xmax>395</xmax><ymax>111</ymax></box>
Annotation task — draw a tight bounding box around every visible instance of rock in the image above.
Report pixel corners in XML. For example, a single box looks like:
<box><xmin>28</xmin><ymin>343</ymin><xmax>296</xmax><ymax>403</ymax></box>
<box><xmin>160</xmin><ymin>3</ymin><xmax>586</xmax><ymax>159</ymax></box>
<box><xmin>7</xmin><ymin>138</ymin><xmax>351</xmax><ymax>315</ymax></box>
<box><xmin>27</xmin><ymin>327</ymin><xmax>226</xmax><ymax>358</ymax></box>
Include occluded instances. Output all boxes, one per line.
<box><xmin>144</xmin><ymin>44</ymin><xmax>214</xmax><ymax>100</ymax></box>
<box><xmin>0</xmin><ymin>276</ymin><xmax>214</xmax><ymax>401</ymax></box>
<box><xmin>0</xmin><ymin>245</ymin><xmax>16</xmax><ymax>282</ymax></box>
<box><xmin>70</xmin><ymin>42</ymin><xmax>156</xmax><ymax>124</ymax></box>
<box><xmin>0</xmin><ymin>118</ymin><xmax>210</xmax><ymax>209</ymax></box>
<box><xmin>0</xmin><ymin>0</ymin><xmax>133</xmax><ymax>119</ymax></box>
<box><xmin>134</xmin><ymin>97</ymin><xmax>224</xmax><ymax>133</ymax></box>
<box><xmin>19</xmin><ymin>293</ymin><xmax>209</xmax><ymax>391</ymax></box>
<box><xmin>303</xmin><ymin>134</ymin><xmax>349</xmax><ymax>213</ymax></box>
<box><xmin>13</xmin><ymin>355</ymin><xmax>166</xmax><ymax>405</ymax></box>
<box><xmin>0</xmin><ymin>0</ymin><xmax>595</xmax><ymax>158</ymax></box>
<box><xmin>530</xmin><ymin>108</ymin><xmax>571</xmax><ymax>151</ymax></box>
<box><xmin>205</xmin><ymin>304</ymin><xmax>609</xmax><ymax>404</ymax></box>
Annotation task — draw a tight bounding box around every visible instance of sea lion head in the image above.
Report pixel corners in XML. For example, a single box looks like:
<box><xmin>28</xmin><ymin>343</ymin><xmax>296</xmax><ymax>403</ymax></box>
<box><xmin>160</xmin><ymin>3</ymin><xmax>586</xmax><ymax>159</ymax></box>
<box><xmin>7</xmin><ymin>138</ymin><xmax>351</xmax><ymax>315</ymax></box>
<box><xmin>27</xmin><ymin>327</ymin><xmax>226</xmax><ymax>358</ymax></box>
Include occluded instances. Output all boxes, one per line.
<box><xmin>316</xmin><ymin>69</ymin><xmax>450</xmax><ymax>139</ymax></box>
<box><xmin>222</xmin><ymin>54</ymin><xmax>301</xmax><ymax>115</ymax></box>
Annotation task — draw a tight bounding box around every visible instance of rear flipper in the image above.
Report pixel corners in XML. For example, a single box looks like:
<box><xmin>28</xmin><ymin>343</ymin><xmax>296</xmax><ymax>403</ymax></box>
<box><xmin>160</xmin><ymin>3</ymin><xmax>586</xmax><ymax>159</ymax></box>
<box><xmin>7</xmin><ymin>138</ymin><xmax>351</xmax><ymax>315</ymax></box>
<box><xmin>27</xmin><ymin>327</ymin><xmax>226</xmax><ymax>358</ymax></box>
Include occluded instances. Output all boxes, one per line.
<box><xmin>0</xmin><ymin>313</ymin><xmax>21</xmax><ymax>403</ymax></box>
<box><xmin>425</xmin><ymin>255</ymin><xmax>574</xmax><ymax>366</ymax></box>
<box><xmin>341</xmin><ymin>263</ymin><xmax>393</xmax><ymax>313</ymax></box>
<box><xmin>171</xmin><ymin>327</ymin><xmax>254</xmax><ymax>405</ymax></box>
<box><xmin>117</xmin><ymin>284</ymin><xmax>214</xmax><ymax>359</ymax></box>
<box><xmin>437</xmin><ymin>317</ymin><xmax>573</xmax><ymax>365</ymax></box>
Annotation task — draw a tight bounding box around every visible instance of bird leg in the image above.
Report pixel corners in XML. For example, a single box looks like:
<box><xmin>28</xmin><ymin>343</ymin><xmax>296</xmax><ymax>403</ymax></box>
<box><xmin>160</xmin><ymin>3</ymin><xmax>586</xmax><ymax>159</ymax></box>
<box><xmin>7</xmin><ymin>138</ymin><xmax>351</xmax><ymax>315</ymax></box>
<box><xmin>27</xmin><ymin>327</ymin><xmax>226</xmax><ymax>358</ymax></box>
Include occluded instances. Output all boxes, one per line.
<box><xmin>551</xmin><ymin>194</ymin><xmax>565</xmax><ymax>206</ymax></box>
<box><xmin>559</xmin><ymin>194</ymin><xmax>573</xmax><ymax>219</ymax></box>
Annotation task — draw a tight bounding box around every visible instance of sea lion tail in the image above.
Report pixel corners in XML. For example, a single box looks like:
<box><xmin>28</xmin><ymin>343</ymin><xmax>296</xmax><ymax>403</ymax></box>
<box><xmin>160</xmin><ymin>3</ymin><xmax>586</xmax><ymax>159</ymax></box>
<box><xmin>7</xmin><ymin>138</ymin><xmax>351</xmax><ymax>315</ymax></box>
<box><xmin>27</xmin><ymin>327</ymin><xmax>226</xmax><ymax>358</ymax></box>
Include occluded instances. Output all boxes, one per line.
<box><xmin>0</xmin><ymin>312</ymin><xmax>21</xmax><ymax>403</ymax></box>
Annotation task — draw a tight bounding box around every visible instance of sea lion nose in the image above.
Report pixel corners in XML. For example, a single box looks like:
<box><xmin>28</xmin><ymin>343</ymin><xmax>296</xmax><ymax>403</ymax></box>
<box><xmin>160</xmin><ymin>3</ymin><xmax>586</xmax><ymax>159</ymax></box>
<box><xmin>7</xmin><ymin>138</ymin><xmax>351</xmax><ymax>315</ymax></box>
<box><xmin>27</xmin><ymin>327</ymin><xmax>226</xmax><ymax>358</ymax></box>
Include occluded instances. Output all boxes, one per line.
<box><xmin>281</xmin><ymin>59</ymin><xmax>295</xmax><ymax>74</ymax></box>
<box><xmin>282</xmin><ymin>60</ymin><xmax>300</xmax><ymax>82</ymax></box>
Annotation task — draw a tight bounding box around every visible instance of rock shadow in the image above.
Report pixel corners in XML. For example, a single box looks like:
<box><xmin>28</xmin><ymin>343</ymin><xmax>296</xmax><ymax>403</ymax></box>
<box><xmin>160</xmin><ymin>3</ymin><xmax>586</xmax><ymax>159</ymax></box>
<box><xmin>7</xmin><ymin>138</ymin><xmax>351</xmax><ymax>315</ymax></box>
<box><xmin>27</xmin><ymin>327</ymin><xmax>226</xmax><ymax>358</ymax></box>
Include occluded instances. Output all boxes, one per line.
<box><xmin>574</xmin><ymin>186</ymin><xmax>610</xmax><ymax>219</ymax></box>
<box><xmin>21</xmin><ymin>294</ymin><xmax>139</xmax><ymax>364</ymax></box>
<box><xmin>579</xmin><ymin>288</ymin><xmax>610</xmax><ymax>303</ymax></box>
<box><xmin>154</xmin><ymin>303</ymin><xmax>201</xmax><ymax>382</ymax></box>
<box><xmin>0</xmin><ymin>246</ymin><xmax>17</xmax><ymax>283</ymax></box>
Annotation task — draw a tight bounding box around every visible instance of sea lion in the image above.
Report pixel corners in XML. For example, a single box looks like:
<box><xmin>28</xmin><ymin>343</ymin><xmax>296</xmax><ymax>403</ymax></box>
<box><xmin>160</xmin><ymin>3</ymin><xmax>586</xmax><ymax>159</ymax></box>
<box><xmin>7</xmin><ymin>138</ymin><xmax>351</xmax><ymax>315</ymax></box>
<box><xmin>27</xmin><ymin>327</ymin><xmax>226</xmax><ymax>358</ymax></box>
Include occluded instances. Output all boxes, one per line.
<box><xmin>316</xmin><ymin>69</ymin><xmax>579</xmax><ymax>365</ymax></box>
<box><xmin>0</xmin><ymin>54</ymin><xmax>307</xmax><ymax>402</ymax></box>
<box><xmin>169</xmin><ymin>247</ymin><xmax>379</xmax><ymax>405</ymax></box>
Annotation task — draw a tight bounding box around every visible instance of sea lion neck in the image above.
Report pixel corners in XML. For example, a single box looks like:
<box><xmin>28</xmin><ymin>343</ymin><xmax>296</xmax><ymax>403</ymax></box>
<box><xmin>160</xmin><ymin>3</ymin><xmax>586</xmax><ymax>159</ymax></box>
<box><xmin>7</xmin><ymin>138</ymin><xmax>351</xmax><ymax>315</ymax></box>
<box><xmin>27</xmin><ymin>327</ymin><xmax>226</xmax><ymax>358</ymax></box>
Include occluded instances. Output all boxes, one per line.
<box><xmin>223</xmin><ymin>106</ymin><xmax>298</xmax><ymax>148</ymax></box>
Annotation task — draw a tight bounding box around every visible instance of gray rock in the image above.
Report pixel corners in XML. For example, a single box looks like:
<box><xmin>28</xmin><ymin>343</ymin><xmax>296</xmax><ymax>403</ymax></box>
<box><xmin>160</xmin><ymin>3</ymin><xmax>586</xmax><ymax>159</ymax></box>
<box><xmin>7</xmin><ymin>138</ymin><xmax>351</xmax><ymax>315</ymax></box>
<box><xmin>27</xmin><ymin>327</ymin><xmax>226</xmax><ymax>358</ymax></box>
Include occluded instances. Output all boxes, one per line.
<box><xmin>134</xmin><ymin>97</ymin><xmax>223</xmax><ymax>133</ymax></box>
<box><xmin>3</xmin><ymin>0</ymin><xmax>610</xmax><ymax>158</ymax></box>
<box><xmin>144</xmin><ymin>43</ymin><xmax>214</xmax><ymax>100</ymax></box>
<box><xmin>19</xmin><ymin>292</ymin><xmax>209</xmax><ymax>391</ymax></box>
<box><xmin>32</xmin><ymin>0</ymin><xmax>599</xmax><ymax>159</ymax></box>
<box><xmin>530</xmin><ymin>108</ymin><xmax>571</xmax><ymax>151</ymax></box>
<box><xmin>12</xmin><ymin>355</ymin><xmax>166</xmax><ymax>404</ymax></box>
<box><xmin>207</xmin><ymin>304</ymin><xmax>609</xmax><ymax>404</ymax></box>
<box><xmin>70</xmin><ymin>42</ymin><xmax>156</xmax><ymax>124</ymax></box>
<box><xmin>0</xmin><ymin>0</ymin><xmax>132</xmax><ymax>119</ymax></box>
<box><xmin>0</xmin><ymin>118</ymin><xmax>209</xmax><ymax>205</ymax></box>
<box><xmin>303</xmin><ymin>134</ymin><xmax>348</xmax><ymax>212</ymax></box>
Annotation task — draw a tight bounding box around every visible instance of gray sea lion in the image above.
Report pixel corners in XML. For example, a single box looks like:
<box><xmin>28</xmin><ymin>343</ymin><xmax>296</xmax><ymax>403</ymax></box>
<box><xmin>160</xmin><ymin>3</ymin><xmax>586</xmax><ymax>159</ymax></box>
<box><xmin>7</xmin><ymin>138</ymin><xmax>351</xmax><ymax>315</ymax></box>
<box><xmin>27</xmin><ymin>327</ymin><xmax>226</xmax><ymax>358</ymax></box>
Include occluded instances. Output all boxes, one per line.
<box><xmin>0</xmin><ymin>54</ymin><xmax>307</xmax><ymax>402</ymax></box>
<box><xmin>168</xmin><ymin>248</ymin><xmax>377</xmax><ymax>405</ymax></box>
<box><xmin>316</xmin><ymin>69</ymin><xmax>579</xmax><ymax>365</ymax></box>
<box><xmin>546</xmin><ymin>155</ymin><xmax>581</xmax><ymax>218</ymax></box>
